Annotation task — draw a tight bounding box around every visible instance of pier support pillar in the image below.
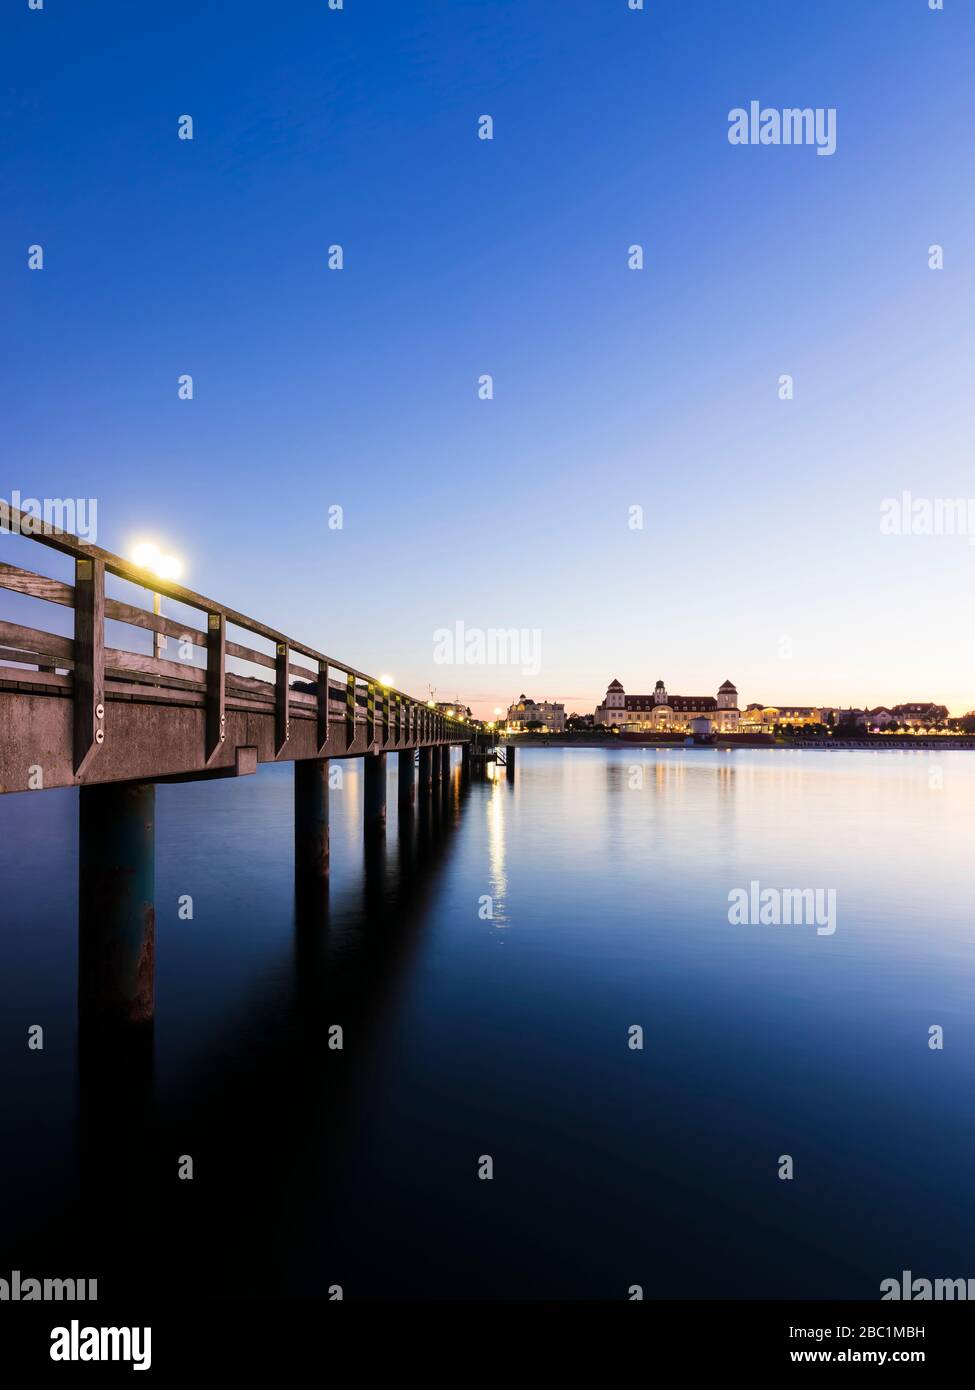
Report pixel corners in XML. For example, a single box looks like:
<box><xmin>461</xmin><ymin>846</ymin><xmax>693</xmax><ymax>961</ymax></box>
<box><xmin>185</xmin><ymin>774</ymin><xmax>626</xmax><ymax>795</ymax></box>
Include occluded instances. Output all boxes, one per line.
<box><xmin>506</xmin><ymin>744</ymin><xmax>516</xmax><ymax>781</ymax></box>
<box><xmin>364</xmin><ymin>751</ymin><xmax>387</xmax><ymax>827</ymax></box>
<box><xmin>398</xmin><ymin>749</ymin><xmax>415</xmax><ymax>808</ymax></box>
<box><xmin>78</xmin><ymin>781</ymin><xmax>156</xmax><ymax>1029</ymax></box>
<box><xmin>462</xmin><ymin>743</ymin><xmax>472</xmax><ymax>779</ymax></box>
<box><xmin>295</xmin><ymin>758</ymin><xmax>330</xmax><ymax>882</ymax></box>
<box><xmin>418</xmin><ymin>746</ymin><xmax>432</xmax><ymax>795</ymax></box>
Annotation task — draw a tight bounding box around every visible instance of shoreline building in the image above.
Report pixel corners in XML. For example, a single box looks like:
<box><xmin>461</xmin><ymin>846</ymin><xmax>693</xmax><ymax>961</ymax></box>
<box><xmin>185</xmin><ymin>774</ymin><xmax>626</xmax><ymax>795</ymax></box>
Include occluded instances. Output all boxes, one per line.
<box><xmin>594</xmin><ymin>677</ymin><xmax>740</xmax><ymax>733</ymax></box>
<box><xmin>506</xmin><ymin>695</ymin><xmax>566</xmax><ymax>734</ymax></box>
<box><xmin>890</xmin><ymin>702</ymin><xmax>948</xmax><ymax>730</ymax></box>
<box><xmin>740</xmin><ymin>703</ymin><xmax>830</xmax><ymax>730</ymax></box>
<box><xmin>434</xmin><ymin>699</ymin><xmax>472</xmax><ymax>720</ymax></box>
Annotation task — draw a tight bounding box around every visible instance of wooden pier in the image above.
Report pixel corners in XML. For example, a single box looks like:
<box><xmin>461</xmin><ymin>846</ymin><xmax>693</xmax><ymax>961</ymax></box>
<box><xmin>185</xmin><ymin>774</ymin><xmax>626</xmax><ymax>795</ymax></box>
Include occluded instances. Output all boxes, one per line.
<box><xmin>0</xmin><ymin>502</ymin><xmax>473</xmax><ymax>1031</ymax></box>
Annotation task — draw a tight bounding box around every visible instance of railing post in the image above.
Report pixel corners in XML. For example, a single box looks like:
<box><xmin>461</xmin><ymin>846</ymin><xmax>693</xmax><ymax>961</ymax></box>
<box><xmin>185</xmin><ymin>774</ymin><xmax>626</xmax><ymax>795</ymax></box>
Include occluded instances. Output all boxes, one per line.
<box><xmin>383</xmin><ymin>686</ymin><xmax>390</xmax><ymax>747</ymax></box>
<box><xmin>346</xmin><ymin>672</ymin><xmax>356</xmax><ymax>748</ymax></box>
<box><xmin>317</xmin><ymin>661</ymin><xmax>330</xmax><ymax>753</ymax></box>
<box><xmin>367</xmin><ymin>681</ymin><xmax>376</xmax><ymax>748</ymax></box>
<box><xmin>275</xmin><ymin>643</ymin><xmax>290</xmax><ymax>755</ymax></box>
<box><xmin>205</xmin><ymin>613</ymin><xmax>226</xmax><ymax>763</ymax></box>
<box><xmin>73</xmin><ymin>556</ymin><xmax>105</xmax><ymax>775</ymax></box>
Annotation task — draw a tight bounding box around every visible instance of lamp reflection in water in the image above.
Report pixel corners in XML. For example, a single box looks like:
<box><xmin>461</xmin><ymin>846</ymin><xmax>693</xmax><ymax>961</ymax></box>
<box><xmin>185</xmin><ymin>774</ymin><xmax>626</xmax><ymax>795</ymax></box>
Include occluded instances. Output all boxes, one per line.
<box><xmin>485</xmin><ymin>773</ymin><xmax>509</xmax><ymax>929</ymax></box>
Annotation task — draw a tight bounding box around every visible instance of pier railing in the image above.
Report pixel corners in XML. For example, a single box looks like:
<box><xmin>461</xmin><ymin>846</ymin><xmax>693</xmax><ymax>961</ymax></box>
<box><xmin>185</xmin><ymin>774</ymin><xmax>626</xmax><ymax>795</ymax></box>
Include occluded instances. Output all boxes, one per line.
<box><xmin>0</xmin><ymin>501</ymin><xmax>469</xmax><ymax>788</ymax></box>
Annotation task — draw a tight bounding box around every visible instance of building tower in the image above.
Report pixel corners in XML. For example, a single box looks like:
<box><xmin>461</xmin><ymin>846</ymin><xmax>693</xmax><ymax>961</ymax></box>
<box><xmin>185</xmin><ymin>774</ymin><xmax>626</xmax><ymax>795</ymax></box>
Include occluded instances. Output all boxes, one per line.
<box><xmin>654</xmin><ymin>679</ymin><xmax>668</xmax><ymax>705</ymax></box>
<box><xmin>717</xmin><ymin>679</ymin><xmax>738</xmax><ymax>710</ymax></box>
<box><xmin>605</xmin><ymin>678</ymin><xmax>625</xmax><ymax>712</ymax></box>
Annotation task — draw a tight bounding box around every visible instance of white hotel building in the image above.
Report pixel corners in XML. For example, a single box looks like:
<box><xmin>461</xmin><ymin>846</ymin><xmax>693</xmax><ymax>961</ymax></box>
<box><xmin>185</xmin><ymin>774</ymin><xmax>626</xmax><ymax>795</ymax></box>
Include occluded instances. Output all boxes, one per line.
<box><xmin>594</xmin><ymin>677</ymin><xmax>741</xmax><ymax>733</ymax></box>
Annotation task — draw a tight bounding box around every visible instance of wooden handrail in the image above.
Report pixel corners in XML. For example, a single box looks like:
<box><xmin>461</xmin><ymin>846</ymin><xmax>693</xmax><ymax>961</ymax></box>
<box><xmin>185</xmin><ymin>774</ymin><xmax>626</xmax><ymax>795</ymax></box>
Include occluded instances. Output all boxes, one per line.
<box><xmin>1</xmin><ymin>501</ymin><xmax>474</xmax><ymax>759</ymax></box>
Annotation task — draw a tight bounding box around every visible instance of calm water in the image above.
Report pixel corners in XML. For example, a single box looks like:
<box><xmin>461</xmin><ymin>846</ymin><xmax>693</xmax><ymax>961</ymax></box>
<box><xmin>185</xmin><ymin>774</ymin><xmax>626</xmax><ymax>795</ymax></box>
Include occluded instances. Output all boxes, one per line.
<box><xmin>1</xmin><ymin>748</ymin><xmax>973</xmax><ymax>1300</ymax></box>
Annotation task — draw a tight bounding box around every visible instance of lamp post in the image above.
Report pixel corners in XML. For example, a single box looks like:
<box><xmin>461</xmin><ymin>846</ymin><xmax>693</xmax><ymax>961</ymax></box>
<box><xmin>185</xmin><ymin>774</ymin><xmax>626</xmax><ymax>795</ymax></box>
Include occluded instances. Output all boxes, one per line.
<box><xmin>130</xmin><ymin>542</ymin><xmax>182</xmax><ymax>659</ymax></box>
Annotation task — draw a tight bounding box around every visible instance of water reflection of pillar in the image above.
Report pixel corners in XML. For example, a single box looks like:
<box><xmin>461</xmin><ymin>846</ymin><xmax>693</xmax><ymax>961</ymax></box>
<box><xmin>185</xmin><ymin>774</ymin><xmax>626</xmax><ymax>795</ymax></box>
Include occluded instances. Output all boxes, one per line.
<box><xmin>77</xmin><ymin>781</ymin><xmax>157</xmax><ymax>1268</ymax></box>
<box><xmin>444</xmin><ymin>750</ymin><xmax>465</xmax><ymax>828</ymax></box>
<box><xmin>77</xmin><ymin>995</ymin><xmax>155</xmax><ymax>1262</ymax></box>
<box><xmin>415</xmin><ymin>765</ymin><xmax>438</xmax><ymax>858</ymax></box>
<box><xmin>396</xmin><ymin>783</ymin><xmax>418</xmax><ymax>871</ymax></box>
<box><xmin>441</xmin><ymin>746</ymin><xmax>453</xmax><ymax>806</ymax></box>
<box><xmin>363</xmin><ymin>810</ymin><xmax>388</xmax><ymax>921</ymax></box>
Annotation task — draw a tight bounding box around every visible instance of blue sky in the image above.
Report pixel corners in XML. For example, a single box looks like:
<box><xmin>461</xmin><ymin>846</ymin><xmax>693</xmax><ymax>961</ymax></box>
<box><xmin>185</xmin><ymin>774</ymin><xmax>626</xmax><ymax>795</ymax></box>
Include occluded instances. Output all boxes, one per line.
<box><xmin>3</xmin><ymin>1</ymin><xmax>973</xmax><ymax>714</ymax></box>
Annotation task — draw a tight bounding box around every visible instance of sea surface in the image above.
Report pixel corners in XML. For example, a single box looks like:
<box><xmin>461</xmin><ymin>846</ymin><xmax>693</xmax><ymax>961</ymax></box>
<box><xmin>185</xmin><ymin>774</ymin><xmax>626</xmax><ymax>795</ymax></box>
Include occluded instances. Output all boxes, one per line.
<box><xmin>1</xmin><ymin>747</ymin><xmax>973</xmax><ymax>1300</ymax></box>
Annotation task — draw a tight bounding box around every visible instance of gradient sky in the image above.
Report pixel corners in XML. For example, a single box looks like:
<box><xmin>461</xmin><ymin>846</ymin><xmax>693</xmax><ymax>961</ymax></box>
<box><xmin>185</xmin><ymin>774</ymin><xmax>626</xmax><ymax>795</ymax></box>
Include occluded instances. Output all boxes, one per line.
<box><xmin>3</xmin><ymin>1</ymin><xmax>973</xmax><ymax>715</ymax></box>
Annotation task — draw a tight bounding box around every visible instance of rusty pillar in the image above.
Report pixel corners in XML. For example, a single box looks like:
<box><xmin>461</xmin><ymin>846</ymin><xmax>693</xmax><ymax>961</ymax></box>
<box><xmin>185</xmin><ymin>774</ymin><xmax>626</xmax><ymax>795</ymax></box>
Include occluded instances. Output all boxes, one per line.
<box><xmin>78</xmin><ymin>781</ymin><xmax>156</xmax><ymax>1030</ymax></box>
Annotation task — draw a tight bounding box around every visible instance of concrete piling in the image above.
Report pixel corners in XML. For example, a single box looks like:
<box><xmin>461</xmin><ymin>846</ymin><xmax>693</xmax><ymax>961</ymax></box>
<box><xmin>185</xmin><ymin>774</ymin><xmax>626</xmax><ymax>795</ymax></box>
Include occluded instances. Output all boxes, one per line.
<box><xmin>295</xmin><ymin>757</ymin><xmax>330</xmax><ymax>882</ymax></box>
<box><xmin>364</xmin><ymin>750</ymin><xmax>387</xmax><ymax>827</ymax></box>
<box><xmin>418</xmin><ymin>746</ymin><xmax>432</xmax><ymax>795</ymax></box>
<box><xmin>398</xmin><ymin>748</ymin><xmax>415</xmax><ymax>808</ymax></box>
<box><xmin>78</xmin><ymin>781</ymin><xmax>156</xmax><ymax>1029</ymax></box>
